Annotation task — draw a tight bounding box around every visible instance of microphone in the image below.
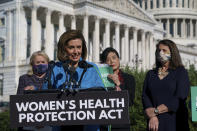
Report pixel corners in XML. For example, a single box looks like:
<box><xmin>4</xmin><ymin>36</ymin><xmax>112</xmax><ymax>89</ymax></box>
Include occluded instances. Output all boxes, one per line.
<box><xmin>45</xmin><ymin>61</ymin><xmax>56</xmax><ymax>89</ymax></box>
<box><xmin>78</xmin><ymin>60</ymin><xmax>93</xmax><ymax>68</ymax></box>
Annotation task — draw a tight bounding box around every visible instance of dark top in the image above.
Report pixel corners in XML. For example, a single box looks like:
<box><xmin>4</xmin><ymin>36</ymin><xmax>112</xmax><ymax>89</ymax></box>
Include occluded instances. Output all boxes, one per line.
<box><xmin>17</xmin><ymin>74</ymin><xmax>46</xmax><ymax>95</ymax></box>
<box><xmin>142</xmin><ymin>67</ymin><xmax>190</xmax><ymax>131</ymax></box>
<box><xmin>101</xmin><ymin>70</ymin><xmax>135</xmax><ymax>131</ymax></box>
<box><xmin>118</xmin><ymin>70</ymin><xmax>135</xmax><ymax>106</ymax></box>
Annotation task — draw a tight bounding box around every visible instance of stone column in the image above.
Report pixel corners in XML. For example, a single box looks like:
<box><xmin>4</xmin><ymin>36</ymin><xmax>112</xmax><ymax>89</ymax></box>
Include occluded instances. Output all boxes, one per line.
<box><xmin>172</xmin><ymin>0</ymin><xmax>176</xmax><ymax>7</ymax></box>
<box><xmin>133</xmin><ymin>27</ymin><xmax>138</xmax><ymax>62</ymax></box>
<box><xmin>45</xmin><ymin>8</ymin><xmax>54</xmax><ymax>60</ymax></box>
<box><xmin>129</xmin><ymin>39</ymin><xmax>134</xmax><ymax>66</ymax></box>
<box><xmin>167</xmin><ymin>19</ymin><xmax>170</xmax><ymax>37</ymax></box>
<box><xmin>196</xmin><ymin>20</ymin><xmax>197</xmax><ymax>38</ymax></box>
<box><xmin>149</xmin><ymin>33</ymin><xmax>154</xmax><ymax>69</ymax></box>
<box><xmin>145</xmin><ymin>34</ymin><xmax>150</xmax><ymax>69</ymax></box>
<box><xmin>141</xmin><ymin>30</ymin><xmax>146</xmax><ymax>70</ymax></box>
<box><xmin>182</xmin><ymin>19</ymin><xmax>186</xmax><ymax>38</ymax></box>
<box><xmin>5</xmin><ymin>9</ymin><xmax>12</xmax><ymax>61</ymax></box>
<box><xmin>190</xmin><ymin>0</ymin><xmax>193</xmax><ymax>9</ymax></box>
<box><xmin>153</xmin><ymin>0</ymin><xmax>157</xmax><ymax>9</ymax></box>
<box><xmin>93</xmin><ymin>17</ymin><xmax>100</xmax><ymax>63</ymax></box>
<box><xmin>179</xmin><ymin>0</ymin><xmax>183</xmax><ymax>8</ymax></box>
<box><xmin>124</xmin><ymin>25</ymin><xmax>129</xmax><ymax>62</ymax></box>
<box><xmin>174</xmin><ymin>19</ymin><xmax>178</xmax><ymax>37</ymax></box>
<box><xmin>121</xmin><ymin>37</ymin><xmax>125</xmax><ymax>62</ymax></box>
<box><xmin>104</xmin><ymin>19</ymin><xmax>110</xmax><ymax>48</ymax></box>
<box><xmin>71</xmin><ymin>15</ymin><xmax>76</xmax><ymax>30</ymax></box>
<box><xmin>83</xmin><ymin>14</ymin><xmax>89</xmax><ymax>55</ymax></box>
<box><xmin>142</xmin><ymin>0</ymin><xmax>145</xmax><ymax>10</ymax></box>
<box><xmin>166</xmin><ymin>0</ymin><xmax>170</xmax><ymax>8</ymax></box>
<box><xmin>147</xmin><ymin>0</ymin><xmax>150</xmax><ymax>10</ymax></box>
<box><xmin>58</xmin><ymin>12</ymin><xmax>65</xmax><ymax>39</ymax></box>
<box><xmin>190</xmin><ymin>19</ymin><xmax>193</xmax><ymax>38</ymax></box>
<box><xmin>30</xmin><ymin>5</ymin><xmax>40</xmax><ymax>55</ymax></box>
<box><xmin>115</xmin><ymin>22</ymin><xmax>120</xmax><ymax>54</ymax></box>
<box><xmin>184</xmin><ymin>0</ymin><xmax>188</xmax><ymax>8</ymax></box>
<box><xmin>159</xmin><ymin>0</ymin><xmax>163</xmax><ymax>8</ymax></box>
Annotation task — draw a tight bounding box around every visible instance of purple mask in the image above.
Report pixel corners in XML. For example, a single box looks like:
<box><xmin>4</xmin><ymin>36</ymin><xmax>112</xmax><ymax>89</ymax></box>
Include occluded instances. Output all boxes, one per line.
<box><xmin>33</xmin><ymin>64</ymin><xmax>48</xmax><ymax>76</ymax></box>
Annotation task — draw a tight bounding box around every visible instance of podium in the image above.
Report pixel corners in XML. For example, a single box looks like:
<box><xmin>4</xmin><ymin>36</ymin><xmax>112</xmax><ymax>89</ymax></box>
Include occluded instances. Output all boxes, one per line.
<box><xmin>10</xmin><ymin>89</ymin><xmax>130</xmax><ymax>128</ymax></box>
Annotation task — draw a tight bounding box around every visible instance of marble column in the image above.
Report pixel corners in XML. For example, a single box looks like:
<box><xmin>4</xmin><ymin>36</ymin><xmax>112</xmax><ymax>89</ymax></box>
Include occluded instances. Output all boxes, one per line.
<box><xmin>130</xmin><ymin>39</ymin><xmax>134</xmax><ymax>66</ymax></box>
<box><xmin>190</xmin><ymin>0</ymin><xmax>193</xmax><ymax>9</ymax></box>
<box><xmin>141</xmin><ymin>30</ymin><xmax>146</xmax><ymax>70</ymax></box>
<box><xmin>104</xmin><ymin>19</ymin><xmax>110</xmax><ymax>48</ymax></box>
<box><xmin>71</xmin><ymin>15</ymin><xmax>76</xmax><ymax>30</ymax></box>
<box><xmin>172</xmin><ymin>0</ymin><xmax>176</xmax><ymax>7</ymax></box>
<box><xmin>30</xmin><ymin>5</ymin><xmax>40</xmax><ymax>55</ymax></box>
<box><xmin>166</xmin><ymin>0</ymin><xmax>170</xmax><ymax>8</ymax></box>
<box><xmin>179</xmin><ymin>0</ymin><xmax>183</xmax><ymax>7</ymax></box>
<box><xmin>58</xmin><ymin>12</ymin><xmax>65</xmax><ymax>39</ymax></box>
<box><xmin>184</xmin><ymin>0</ymin><xmax>188</xmax><ymax>8</ymax></box>
<box><xmin>174</xmin><ymin>19</ymin><xmax>178</xmax><ymax>37</ymax></box>
<box><xmin>159</xmin><ymin>0</ymin><xmax>163</xmax><ymax>8</ymax></box>
<box><xmin>190</xmin><ymin>19</ymin><xmax>193</xmax><ymax>38</ymax></box>
<box><xmin>115</xmin><ymin>23</ymin><xmax>120</xmax><ymax>54</ymax></box>
<box><xmin>45</xmin><ymin>8</ymin><xmax>54</xmax><ymax>60</ymax></box>
<box><xmin>133</xmin><ymin>27</ymin><xmax>138</xmax><ymax>64</ymax></box>
<box><xmin>147</xmin><ymin>0</ymin><xmax>150</xmax><ymax>10</ymax></box>
<box><xmin>149</xmin><ymin>33</ymin><xmax>154</xmax><ymax>69</ymax></box>
<box><xmin>124</xmin><ymin>25</ymin><xmax>129</xmax><ymax>62</ymax></box>
<box><xmin>181</xmin><ymin>19</ymin><xmax>186</xmax><ymax>38</ymax></box>
<box><xmin>93</xmin><ymin>17</ymin><xmax>100</xmax><ymax>63</ymax></box>
<box><xmin>167</xmin><ymin>19</ymin><xmax>170</xmax><ymax>37</ymax></box>
<box><xmin>195</xmin><ymin>19</ymin><xmax>197</xmax><ymax>38</ymax></box>
<box><xmin>83</xmin><ymin>14</ymin><xmax>89</xmax><ymax>56</ymax></box>
<box><xmin>5</xmin><ymin>9</ymin><xmax>12</xmax><ymax>61</ymax></box>
<box><xmin>153</xmin><ymin>0</ymin><xmax>157</xmax><ymax>9</ymax></box>
<box><xmin>142</xmin><ymin>0</ymin><xmax>145</xmax><ymax>10</ymax></box>
<box><xmin>145</xmin><ymin>34</ymin><xmax>150</xmax><ymax>69</ymax></box>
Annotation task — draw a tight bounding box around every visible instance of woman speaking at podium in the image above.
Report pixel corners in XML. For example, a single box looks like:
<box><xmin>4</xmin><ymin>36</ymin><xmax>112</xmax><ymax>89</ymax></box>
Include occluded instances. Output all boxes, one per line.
<box><xmin>43</xmin><ymin>30</ymin><xmax>105</xmax><ymax>131</ymax></box>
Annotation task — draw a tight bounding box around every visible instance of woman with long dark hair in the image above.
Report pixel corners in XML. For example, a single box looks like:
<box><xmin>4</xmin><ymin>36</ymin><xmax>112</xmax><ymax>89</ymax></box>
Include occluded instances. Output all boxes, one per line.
<box><xmin>142</xmin><ymin>39</ymin><xmax>190</xmax><ymax>131</ymax></box>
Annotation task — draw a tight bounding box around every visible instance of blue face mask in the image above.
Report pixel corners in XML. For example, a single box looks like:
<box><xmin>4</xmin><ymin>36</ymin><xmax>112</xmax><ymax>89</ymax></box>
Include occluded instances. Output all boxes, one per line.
<box><xmin>33</xmin><ymin>64</ymin><xmax>48</xmax><ymax>76</ymax></box>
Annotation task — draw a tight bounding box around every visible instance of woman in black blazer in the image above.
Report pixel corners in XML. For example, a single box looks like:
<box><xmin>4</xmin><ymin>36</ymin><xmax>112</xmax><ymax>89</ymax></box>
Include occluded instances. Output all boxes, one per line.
<box><xmin>100</xmin><ymin>47</ymin><xmax>135</xmax><ymax>131</ymax></box>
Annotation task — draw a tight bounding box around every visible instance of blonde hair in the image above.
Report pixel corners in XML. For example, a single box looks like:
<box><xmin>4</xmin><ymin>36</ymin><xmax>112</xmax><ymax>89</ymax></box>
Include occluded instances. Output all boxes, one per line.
<box><xmin>28</xmin><ymin>51</ymin><xmax>50</xmax><ymax>75</ymax></box>
<box><xmin>30</xmin><ymin>51</ymin><xmax>50</xmax><ymax>66</ymax></box>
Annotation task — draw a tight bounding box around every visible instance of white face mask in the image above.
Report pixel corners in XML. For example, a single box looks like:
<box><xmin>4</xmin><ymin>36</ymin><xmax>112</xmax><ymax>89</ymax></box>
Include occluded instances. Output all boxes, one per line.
<box><xmin>159</xmin><ymin>50</ymin><xmax>171</xmax><ymax>64</ymax></box>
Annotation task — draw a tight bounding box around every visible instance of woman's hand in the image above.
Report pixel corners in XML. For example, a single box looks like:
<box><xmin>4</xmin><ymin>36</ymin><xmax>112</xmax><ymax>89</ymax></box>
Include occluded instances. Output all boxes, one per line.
<box><xmin>24</xmin><ymin>86</ymin><xmax>35</xmax><ymax>90</ymax></box>
<box><xmin>149</xmin><ymin>116</ymin><xmax>159</xmax><ymax>131</ymax></box>
<box><xmin>157</xmin><ymin>104</ymin><xmax>169</xmax><ymax>114</ymax></box>
<box><xmin>108</xmin><ymin>74</ymin><xmax>120</xmax><ymax>86</ymax></box>
<box><xmin>145</xmin><ymin>108</ymin><xmax>156</xmax><ymax>118</ymax></box>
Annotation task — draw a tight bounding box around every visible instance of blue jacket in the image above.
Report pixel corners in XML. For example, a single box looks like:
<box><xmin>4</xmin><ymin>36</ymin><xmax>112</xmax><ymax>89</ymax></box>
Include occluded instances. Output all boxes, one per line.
<box><xmin>43</xmin><ymin>61</ymin><xmax>105</xmax><ymax>90</ymax></box>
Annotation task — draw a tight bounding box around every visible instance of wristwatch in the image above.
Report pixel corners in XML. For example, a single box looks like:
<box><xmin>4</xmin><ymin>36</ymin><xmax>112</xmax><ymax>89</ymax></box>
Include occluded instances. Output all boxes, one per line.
<box><xmin>154</xmin><ymin>108</ymin><xmax>159</xmax><ymax>115</ymax></box>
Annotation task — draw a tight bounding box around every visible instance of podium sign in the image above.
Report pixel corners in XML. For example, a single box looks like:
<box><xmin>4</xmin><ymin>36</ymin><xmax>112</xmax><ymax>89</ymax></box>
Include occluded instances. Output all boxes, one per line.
<box><xmin>191</xmin><ymin>86</ymin><xmax>197</xmax><ymax>121</ymax></box>
<box><xmin>10</xmin><ymin>90</ymin><xmax>130</xmax><ymax>128</ymax></box>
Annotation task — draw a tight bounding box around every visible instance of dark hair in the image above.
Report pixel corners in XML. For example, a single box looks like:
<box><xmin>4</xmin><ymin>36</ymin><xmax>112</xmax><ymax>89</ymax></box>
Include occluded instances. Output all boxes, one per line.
<box><xmin>155</xmin><ymin>39</ymin><xmax>183</xmax><ymax>69</ymax></box>
<box><xmin>57</xmin><ymin>30</ymin><xmax>87</xmax><ymax>62</ymax></box>
<box><xmin>100</xmin><ymin>47</ymin><xmax>119</xmax><ymax>63</ymax></box>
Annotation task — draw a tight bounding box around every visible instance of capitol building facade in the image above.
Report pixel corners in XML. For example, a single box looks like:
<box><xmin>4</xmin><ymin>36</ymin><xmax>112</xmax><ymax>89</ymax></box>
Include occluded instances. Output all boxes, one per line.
<box><xmin>0</xmin><ymin>0</ymin><xmax>196</xmax><ymax>101</ymax></box>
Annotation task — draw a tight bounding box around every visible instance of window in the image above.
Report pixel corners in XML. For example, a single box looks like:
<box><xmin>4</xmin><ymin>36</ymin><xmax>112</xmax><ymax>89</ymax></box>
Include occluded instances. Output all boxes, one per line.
<box><xmin>0</xmin><ymin>18</ymin><xmax>5</xmax><ymax>27</ymax></box>
<box><xmin>0</xmin><ymin>74</ymin><xmax>3</xmax><ymax>96</ymax></box>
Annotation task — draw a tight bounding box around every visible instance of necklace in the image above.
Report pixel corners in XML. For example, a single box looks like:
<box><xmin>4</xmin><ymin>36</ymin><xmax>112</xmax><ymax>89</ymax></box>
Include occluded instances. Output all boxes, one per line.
<box><xmin>158</xmin><ymin>67</ymin><xmax>169</xmax><ymax>79</ymax></box>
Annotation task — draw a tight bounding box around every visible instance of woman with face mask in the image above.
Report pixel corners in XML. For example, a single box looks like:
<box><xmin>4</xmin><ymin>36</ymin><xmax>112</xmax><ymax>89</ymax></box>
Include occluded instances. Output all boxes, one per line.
<box><xmin>17</xmin><ymin>51</ymin><xmax>49</xmax><ymax>94</ymax></box>
<box><xmin>142</xmin><ymin>39</ymin><xmax>190</xmax><ymax>131</ymax></box>
<box><xmin>17</xmin><ymin>51</ymin><xmax>51</xmax><ymax>131</ymax></box>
